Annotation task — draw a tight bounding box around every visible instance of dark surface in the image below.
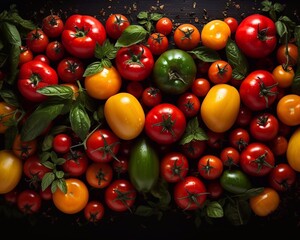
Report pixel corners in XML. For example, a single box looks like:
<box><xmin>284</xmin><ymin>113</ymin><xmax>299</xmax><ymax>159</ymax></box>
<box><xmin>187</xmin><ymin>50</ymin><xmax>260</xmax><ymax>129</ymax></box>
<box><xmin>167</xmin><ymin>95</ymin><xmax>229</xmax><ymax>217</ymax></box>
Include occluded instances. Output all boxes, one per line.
<box><xmin>1</xmin><ymin>0</ymin><xmax>300</xmax><ymax>238</ymax></box>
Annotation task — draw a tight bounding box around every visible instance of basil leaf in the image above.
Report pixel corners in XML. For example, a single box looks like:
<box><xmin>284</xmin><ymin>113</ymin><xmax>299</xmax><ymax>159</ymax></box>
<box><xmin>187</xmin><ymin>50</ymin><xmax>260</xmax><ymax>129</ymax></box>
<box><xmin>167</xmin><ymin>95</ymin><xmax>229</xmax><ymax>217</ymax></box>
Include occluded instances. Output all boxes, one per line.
<box><xmin>115</xmin><ymin>25</ymin><xmax>148</xmax><ymax>47</ymax></box>
<box><xmin>225</xmin><ymin>38</ymin><xmax>249</xmax><ymax>80</ymax></box>
<box><xmin>188</xmin><ymin>46</ymin><xmax>220</xmax><ymax>62</ymax></box>
<box><xmin>179</xmin><ymin>117</ymin><xmax>208</xmax><ymax>144</ymax></box>
<box><xmin>69</xmin><ymin>103</ymin><xmax>91</xmax><ymax>141</ymax></box>
<box><xmin>0</xmin><ymin>89</ymin><xmax>20</xmax><ymax>107</ymax></box>
<box><xmin>20</xmin><ymin>102</ymin><xmax>65</xmax><ymax>142</ymax></box>
<box><xmin>37</xmin><ymin>85</ymin><xmax>74</xmax><ymax>99</ymax></box>
<box><xmin>83</xmin><ymin>61</ymin><xmax>103</xmax><ymax>77</ymax></box>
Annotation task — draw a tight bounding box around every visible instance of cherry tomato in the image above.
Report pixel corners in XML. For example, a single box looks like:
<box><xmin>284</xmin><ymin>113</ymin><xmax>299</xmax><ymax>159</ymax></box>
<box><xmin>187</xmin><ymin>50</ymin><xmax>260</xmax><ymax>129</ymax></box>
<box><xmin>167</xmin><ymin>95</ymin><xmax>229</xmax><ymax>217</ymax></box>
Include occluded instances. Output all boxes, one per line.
<box><xmin>125</xmin><ymin>81</ymin><xmax>144</xmax><ymax>99</ymax></box>
<box><xmin>62</xmin><ymin>150</ymin><xmax>89</xmax><ymax>177</ymax></box>
<box><xmin>228</xmin><ymin>127</ymin><xmax>250</xmax><ymax>151</ymax></box>
<box><xmin>86</xmin><ymin>162</ymin><xmax>113</xmax><ymax>188</ymax></box>
<box><xmin>105</xmin><ymin>14</ymin><xmax>130</xmax><ymax>39</ymax></box>
<box><xmin>147</xmin><ymin>32</ymin><xmax>169</xmax><ymax>55</ymax></box>
<box><xmin>42</xmin><ymin>14</ymin><xmax>64</xmax><ymax>38</ymax></box>
<box><xmin>219</xmin><ymin>147</ymin><xmax>240</xmax><ymax>168</ymax></box>
<box><xmin>57</xmin><ymin>57</ymin><xmax>85</xmax><ymax>83</ymax></box>
<box><xmin>177</xmin><ymin>92</ymin><xmax>200</xmax><ymax>118</ymax></box>
<box><xmin>52</xmin><ymin>133</ymin><xmax>72</xmax><ymax>154</ymax></box>
<box><xmin>180</xmin><ymin>139</ymin><xmax>207</xmax><ymax>160</ymax></box>
<box><xmin>160</xmin><ymin>152</ymin><xmax>189</xmax><ymax>183</ymax></box>
<box><xmin>34</xmin><ymin>54</ymin><xmax>50</xmax><ymax>65</ymax></box>
<box><xmin>198</xmin><ymin>154</ymin><xmax>223</xmax><ymax>180</ymax></box>
<box><xmin>276</xmin><ymin>94</ymin><xmax>300</xmax><ymax>126</ymax></box>
<box><xmin>173</xmin><ymin>176</ymin><xmax>207</xmax><ymax>210</ymax></box>
<box><xmin>12</xmin><ymin>133</ymin><xmax>37</xmax><ymax>160</ymax></box>
<box><xmin>17</xmin><ymin>189</ymin><xmax>41</xmax><ymax>214</ymax></box>
<box><xmin>272</xmin><ymin>65</ymin><xmax>295</xmax><ymax>88</ymax></box>
<box><xmin>105</xmin><ymin>179</ymin><xmax>136</xmax><ymax>212</ymax></box>
<box><xmin>224</xmin><ymin>17</ymin><xmax>238</xmax><ymax>34</ymax></box>
<box><xmin>23</xmin><ymin>155</ymin><xmax>51</xmax><ymax>183</ymax></box>
<box><xmin>208</xmin><ymin>60</ymin><xmax>233</xmax><ymax>84</ymax></box>
<box><xmin>173</xmin><ymin>23</ymin><xmax>201</xmax><ymax>50</ymax></box>
<box><xmin>268</xmin><ymin>163</ymin><xmax>296</xmax><ymax>192</ymax></box>
<box><xmin>206</xmin><ymin>180</ymin><xmax>224</xmax><ymax>199</ymax></box>
<box><xmin>84</xmin><ymin>200</ymin><xmax>105</xmax><ymax>223</ymax></box>
<box><xmin>26</xmin><ymin>28</ymin><xmax>49</xmax><ymax>53</ymax></box>
<box><xmin>276</xmin><ymin>43</ymin><xmax>298</xmax><ymax>67</ymax></box>
<box><xmin>19</xmin><ymin>46</ymin><xmax>33</xmax><ymax>66</ymax></box>
<box><xmin>269</xmin><ymin>135</ymin><xmax>288</xmax><ymax>156</ymax></box>
<box><xmin>234</xmin><ymin>104</ymin><xmax>253</xmax><ymax>127</ymax></box>
<box><xmin>156</xmin><ymin>17</ymin><xmax>173</xmax><ymax>36</ymax></box>
<box><xmin>191</xmin><ymin>78</ymin><xmax>211</xmax><ymax>98</ymax></box>
<box><xmin>141</xmin><ymin>87</ymin><xmax>162</xmax><ymax>108</ymax></box>
<box><xmin>45</xmin><ymin>40</ymin><xmax>65</xmax><ymax>62</ymax></box>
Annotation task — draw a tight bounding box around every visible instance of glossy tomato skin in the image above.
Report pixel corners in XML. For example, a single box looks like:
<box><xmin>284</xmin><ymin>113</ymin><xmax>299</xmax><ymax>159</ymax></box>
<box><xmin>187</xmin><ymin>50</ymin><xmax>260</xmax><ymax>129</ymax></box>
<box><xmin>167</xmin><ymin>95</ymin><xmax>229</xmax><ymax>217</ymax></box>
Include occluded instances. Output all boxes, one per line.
<box><xmin>144</xmin><ymin>103</ymin><xmax>186</xmax><ymax>145</ymax></box>
<box><xmin>42</xmin><ymin>14</ymin><xmax>64</xmax><ymax>38</ymax></box>
<box><xmin>198</xmin><ymin>155</ymin><xmax>224</xmax><ymax>180</ymax></box>
<box><xmin>239</xmin><ymin>142</ymin><xmax>275</xmax><ymax>177</ymax></box>
<box><xmin>84</xmin><ymin>200</ymin><xmax>105</xmax><ymax>223</ymax></box>
<box><xmin>224</xmin><ymin>17</ymin><xmax>238</xmax><ymax>34</ymax></box>
<box><xmin>57</xmin><ymin>57</ymin><xmax>85</xmax><ymax>83</ymax></box>
<box><xmin>17</xmin><ymin>60</ymin><xmax>58</xmax><ymax>102</ymax></box>
<box><xmin>62</xmin><ymin>150</ymin><xmax>89</xmax><ymax>177</ymax></box>
<box><xmin>141</xmin><ymin>87</ymin><xmax>162</xmax><ymax>108</ymax></box>
<box><xmin>268</xmin><ymin>163</ymin><xmax>297</xmax><ymax>192</ymax></box>
<box><xmin>12</xmin><ymin>133</ymin><xmax>37</xmax><ymax>160</ymax></box>
<box><xmin>239</xmin><ymin>70</ymin><xmax>278</xmax><ymax>111</ymax></box>
<box><xmin>201</xmin><ymin>84</ymin><xmax>240</xmax><ymax>133</ymax></box>
<box><xmin>26</xmin><ymin>29</ymin><xmax>49</xmax><ymax>53</ymax></box>
<box><xmin>228</xmin><ymin>127</ymin><xmax>250</xmax><ymax>151</ymax></box>
<box><xmin>287</xmin><ymin>127</ymin><xmax>300</xmax><ymax>172</ymax></box>
<box><xmin>180</xmin><ymin>139</ymin><xmax>207</xmax><ymax>160</ymax></box>
<box><xmin>173</xmin><ymin>176</ymin><xmax>207</xmax><ymax>210</ymax></box>
<box><xmin>0</xmin><ymin>150</ymin><xmax>23</xmax><ymax>194</ymax></box>
<box><xmin>104</xmin><ymin>92</ymin><xmax>145</xmax><ymax>140</ymax></box>
<box><xmin>23</xmin><ymin>155</ymin><xmax>51</xmax><ymax>181</ymax></box>
<box><xmin>177</xmin><ymin>92</ymin><xmax>200</xmax><ymax>118</ymax></box>
<box><xmin>160</xmin><ymin>152</ymin><xmax>189</xmax><ymax>183</ymax></box>
<box><xmin>115</xmin><ymin>44</ymin><xmax>154</xmax><ymax>81</ymax></box>
<box><xmin>147</xmin><ymin>32</ymin><xmax>169</xmax><ymax>55</ymax></box>
<box><xmin>45</xmin><ymin>40</ymin><xmax>65</xmax><ymax>62</ymax></box>
<box><xmin>219</xmin><ymin>147</ymin><xmax>240</xmax><ymax>168</ymax></box>
<box><xmin>220</xmin><ymin>169</ymin><xmax>252</xmax><ymax>194</ymax></box>
<box><xmin>276</xmin><ymin>43</ymin><xmax>298</xmax><ymax>67</ymax></box>
<box><xmin>173</xmin><ymin>23</ymin><xmax>201</xmax><ymax>50</ymax></box>
<box><xmin>17</xmin><ymin>189</ymin><xmax>41</xmax><ymax>214</ymax></box>
<box><xmin>249</xmin><ymin>187</ymin><xmax>280</xmax><ymax>217</ymax></box>
<box><xmin>156</xmin><ymin>17</ymin><xmax>173</xmax><ymax>36</ymax></box>
<box><xmin>235</xmin><ymin>14</ymin><xmax>277</xmax><ymax>58</ymax></box>
<box><xmin>208</xmin><ymin>60</ymin><xmax>232</xmax><ymax>84</ymax></box>
<box><xmin>86</xmin><ymin>162</ymin><xmax>113</xmax><ymax>188</ymax></box>
<box><xmin>105</xmin><ymin>14</ymin><xmax>130</xmax><ymax>39</ymax></box>
<box><xmin>61</xmin><ymin>14</ymin><xmax>106</xmax><ymax>59</ymax></box>
<box><xmin>19</xmin><ymin>46</ymin><xmax>33</xmax><ymax>66</ymax></box>
<box><xmin>276</xmin><ymin>94</ymin><xmax>300</xmax><ymax>126</ymax></box>
<box><xmin>153</xmin><ymin>49</ymin><xmax>197</xmax><ymax>95</ymax></box>
<box><xmin>52</xmin><ymin>133</ymin><xmax>72</xmax><ymax>154</ymax></box>
<box><xmin>85</xmin><ymin>128</ymin><xmax>120</xmax><ymax>163</ymax></box>
<box><xmin>105</xmin><ymin>179</ymin><xmax>136</xmax><ymax>212</ymax></box>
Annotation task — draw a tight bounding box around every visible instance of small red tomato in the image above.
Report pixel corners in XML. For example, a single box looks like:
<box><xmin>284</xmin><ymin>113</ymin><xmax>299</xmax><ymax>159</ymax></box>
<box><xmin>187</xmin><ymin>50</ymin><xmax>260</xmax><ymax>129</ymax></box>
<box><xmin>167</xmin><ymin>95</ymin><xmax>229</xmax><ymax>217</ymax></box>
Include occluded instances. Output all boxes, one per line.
<box><xmin>52</xmin><ymin>133</ymin><xmax>72</xmax><ymax>154</ymax></box>
<box><xmin>177</xmin><ymin>92</ymin><xmax>201</xmax><ymax>118</ymax></box>
<box><xmin>198</xmin><ymin>154</ymin><xmax>223</xmax><ymax>180</ymax></box>
<box><xmin>156</xmin><ymin>17</ymin><xmax>173</xmax><ymax>36</ymax></box>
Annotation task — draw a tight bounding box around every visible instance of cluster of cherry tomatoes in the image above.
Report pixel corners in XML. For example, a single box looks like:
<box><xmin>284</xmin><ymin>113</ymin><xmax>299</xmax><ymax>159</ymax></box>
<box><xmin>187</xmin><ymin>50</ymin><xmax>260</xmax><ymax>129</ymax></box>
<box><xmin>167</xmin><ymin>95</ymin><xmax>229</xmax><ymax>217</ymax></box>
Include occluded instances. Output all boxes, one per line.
<box><xmin>0</xmin><ymin>2</ymin><xmax>300</xmax><ymax>228</ymax></box>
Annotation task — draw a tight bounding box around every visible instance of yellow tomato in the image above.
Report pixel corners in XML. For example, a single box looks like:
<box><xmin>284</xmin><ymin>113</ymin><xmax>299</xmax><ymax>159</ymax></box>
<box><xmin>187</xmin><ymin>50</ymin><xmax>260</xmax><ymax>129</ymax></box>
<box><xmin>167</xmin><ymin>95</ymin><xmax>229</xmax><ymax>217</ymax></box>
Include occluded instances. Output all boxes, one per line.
<box><xmin>276</xmin><ymin>94</ymin><xmax>300</xmax><ymax>126</ymax></box>
<box><xmin>0</xmin><ymin>150</ymin><xmax>23</xmax><ymax>194</ymax></box>
<box><xmin>272</xmin><ymin>65</ymin><xmax>294</xmax><ymax>88</ymax></box>
<box><xmin>104</xmin><ymin>92</ymin><xmax>145</xmax><ymax>140</ymax></box>
<box><xmin>200</xmin><ymin>84</ymin><xmax>240</xmax><ymax>133</ymax></box>
<box><xmin>287</xmin><ymin>127</ymin><xmax>300</xmax><ymax>172</ymax></box>
<box><xmin>249</xmin><ymin>187</ymin><xmax>280</xmax><ymax>217</ymax></box>
<box><xmin>52</xmin><ymin>178</ymin><xmax>89</xmax><ymax>214</ymax></box>
<box><xmin>201</xmin><ymin>20</ymin><xmax>231</xmax><ymax>50</ymax></box>
<box><xmin>84</xmin><ymin>66</ymin><xmax>122</xmax><ymax>100</ymax></box>
<box><xmin>0</xmin><ymin>101</ymin><xmax>18</xmax><ymax>134</ymax></box>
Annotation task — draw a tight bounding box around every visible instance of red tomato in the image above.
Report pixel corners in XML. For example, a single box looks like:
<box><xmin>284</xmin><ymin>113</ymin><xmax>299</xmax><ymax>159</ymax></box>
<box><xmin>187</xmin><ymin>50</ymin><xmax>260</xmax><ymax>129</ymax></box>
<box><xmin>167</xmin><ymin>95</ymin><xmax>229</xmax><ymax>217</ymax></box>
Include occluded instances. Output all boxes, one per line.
<box><xmin>125</xmin><ymin>81</ymin><xmax>144</xmax><ymax>99</ymax></box>
<box><xmin>33</xmin><ymin>54</ymin><xmax>50</xmax><ymax>65</ymax></box>
<box><xmin>57</xmin><ymin>57</ymin><xmax>85</xmax><ymax>83</ymax></box>
<box><xmin>115</xmin><ymin>44</ymin><xmax>154</xmax><ymax>81</ymax></box>
<box><xmin>26</xmin><ymin>29</ymin><xmax>49</xmax><ymax>53</ymax></box>
<box><xmin>112</xmin><ymin>156</ymin><xmax>129</xmax><ymax>176</ymax></box>
<box><xmin>45</xmin><ymin>40</ymin><xmax>65</xmax><ymax>62</ymax></box>
<box><xmin>180</xmin><ymin>139</ymin><xmax>207</xmax><ymax>160</ymax></box>
<box><xmin>160</xmin><ymin>152</ymin><xmax>189</xmax><ymax>183</ymax></box>
<box><xmin>268</xmin><ymin>163</ymin><xmax>297</xmax><ymax>192</ymax></box>
<box><xmin>17</xmin><ymin>189</ymin><xmax>41</xmax><ymax>214</ymax></box>
<box><xmin>23</xmin><ymin>155</ymin><xmax>51</xmax><ymax>182</ymax></box>
<box><xmin>141</xmin><ymin>86</ymin><xmax>162</xmax><ymax>108</ymax></box>
<box><xmin>17</xmin><ymin>60</ymin><xmax>58</xmax><ymax>102</ymax></box>
<box><xmin>234</xmin><ymin>104</ymin><xmax>253</xmax><ymax>127</ymax></box>
<box><xmin>147</xmin><ymin>32</ymin><xmax>169</xmax><ymax>55</ymax></box>
<box><xmin>240</xmin><ymin>142</ymin><xmax>275</xmax><ymax>177</ymax></box>
<box><xmin>208</xmin><ymin>60</ymin><xmax>233</xmax><ymax>84</ymax></box>
<box><xmin>198</xmin><ymin>154</ymin><xmax>224</xmax><ymax>180</ymax></box>
<box><xmin>105</xmin><ymin>14</ymin><xmax>130</xmax><ymax>39</ymax></box>
<box><xmin>42</xmin><ymin>14</ymin><xmax>64</xmax><ymax>38</ymax></box>
<box><xmin>228</xmin><ymin>127</ymin><xmax>250</xmax><ymax>151</ymax></box>
<box><xmin>177</xmin><ymin>92</ymin><xmax>201</xmax><ymax>118</ymax></box>
<box><xmin>19</xmin><ymin>46</ymin><xmax>33</xmax><ymax>66</ymax></box>
<box><xmin>85</xmin><ymin>128</ymin><xmax>120</xmax><ymax>163</ymax></box>
<box><xmin>235</xmin><ymin>14</ymin><xmax>277</xmax><ymax>58</ymax></box>
<box><xmin>173</xmin><ymin>176</ymin><xmax>207</xmax><ymax>210</ymax></box>
<box><xmin>219</xmin><ymin>147</ymin><xmax>240</xmax><ymax>168</ymax></box>
<box><xmin>206</xmin><ymin>130</ymin><xmax>225</xmax><ymax>150</ymax></box>
<box><xmin>144</xmin><ymin>103</ymin><xmax>186</xmax><ymax>145</ymax></box>
<box><xmin>239</xmin><ymin>70</ymin><xmax>278</xmax><ymax>111</ymax></box>
<box><xmin>61</xmin><ymin>14</ymin><xmax>106</xmax><ymax>59</ymax></box>
<box><xmin>104</xmin><ymin>179</ymin><xmax>136</xmax><ymax>212</ymax></box>
<box><xmin>269</xmin><ymin>135</ymin><xmax>288</xmax><ymax>156</ymax></box>
<box><xmin>191</xmin><ymin>78</ymin><xmax>211</xmax><ymax>98</ymax></box>
<box><xmin>206</xmin><ymin>180</ymin><xmax>224</xmax><ymax>199</ymax></box>
<box><xmin>156</xmin><ymin>17</ymin><xmax>173</xmax><ymax>36</ymax></box>
<box><xmin>84</xmin><ymin>200</ymin><xmax>105</xmax><ymax>223</ymax></box>
<box><xmin>86</xmin><ymin>162</ymin><xmax>113</xmax><ymax>189</ymax></box>
<box><xmin>62</xmin><ymin>150</ymin><xmax>89</xmax><ymax>177</ymax></box>
<box><xmin>224</xmin><ymin>17</ymin><xmax>238</xmax><ymax>34</ymax></box>
<box><xmin>249</xmin><ymin>112</ymin><xmax>279</xmax><ymax>142</ymax></box>
<box><xmin>52</xmin><ymin>133</ymin><xmax>72</xmax><ymax>154</ymax></box>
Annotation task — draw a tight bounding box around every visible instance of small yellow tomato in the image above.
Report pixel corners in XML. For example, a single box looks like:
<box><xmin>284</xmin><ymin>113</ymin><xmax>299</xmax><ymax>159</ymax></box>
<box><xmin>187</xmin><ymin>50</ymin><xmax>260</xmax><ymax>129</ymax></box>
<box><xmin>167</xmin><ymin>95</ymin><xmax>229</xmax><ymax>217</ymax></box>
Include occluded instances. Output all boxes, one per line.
<box><xmin>272</xmin><ymin>65</ymin><xmax>294</xmax><ymax>88</ymax></box>
<box><xmin>0</xmin><ymin>150</ymin><xmax>23</xmax><ymax>194</ymax></box>
<box><xmin>276</xmin><ymin>94</ymin><xmax>300</xmax><ymax>126</ymax></box>
<box><xmin>201</xmin><ymin>20</ymin><xmax>231</xmax><ymax>50</ymax></box>
<box><xmin>104</xmin><ymin>92</ymin><xmax>145</xmax><ymax>140</ymax></box>
<box><xmin>84</xmin><ymin>66</ymin><xmax>122</xmax><ymax>100</ymax></box>
<box><xmin>249</xmin><ymin>187</ymin><xmax>280</xmax><ymax>217</ymax></box>
<box><xmin>287</xmin><ymin>127</ymin><xmax>300</xmax><ymax>172</ymax></box>
<box><xmin>200</xmin><ymin>84</ymin><xmax>240</xmax><ymax>133</ymax></box>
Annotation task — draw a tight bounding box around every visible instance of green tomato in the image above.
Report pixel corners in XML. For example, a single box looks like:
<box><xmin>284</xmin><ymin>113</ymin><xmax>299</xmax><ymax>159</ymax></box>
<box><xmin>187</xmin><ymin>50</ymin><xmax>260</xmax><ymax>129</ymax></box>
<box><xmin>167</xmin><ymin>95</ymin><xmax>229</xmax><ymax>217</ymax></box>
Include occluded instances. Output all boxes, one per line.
<box><xmin>220</xmin><ymin>169</ymin><xmax>252</xmax><ymax>194</ymax></box>
<box><xmin>128</xmin><ymin>137</ymin><xmax>159</xmax><ymax>193</ymax></box>
<box><xmin>152</xmin><ymin>49</ymin><xmax>197</xmax><ymax>95</ymax></box>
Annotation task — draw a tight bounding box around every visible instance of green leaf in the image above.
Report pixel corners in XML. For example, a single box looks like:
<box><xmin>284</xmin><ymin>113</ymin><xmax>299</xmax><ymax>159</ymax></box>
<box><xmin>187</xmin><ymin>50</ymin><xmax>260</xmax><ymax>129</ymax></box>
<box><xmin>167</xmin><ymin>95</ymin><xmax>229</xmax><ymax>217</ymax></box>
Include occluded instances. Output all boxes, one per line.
<box><xmin>115</xmin><ymin>25</ymin><xmax>148</xmax><ymax>47</ymax></box>
<box><xmin>37</xmin><ymin>85</ymin><xmax>74</xmax><ymax>99</ymax></box>
<box><xmin>83</xmin><ymin>61</ymin><xmax>103</xmax><ymax>77</ymax></box>
<box><xmin>56</xmin><ymin>178</ymin><xmax>67</xmax><ymax>194</ymax></box>
<box><xmin>42</xmin><ymin>134</ymin><xmax>53</xmax><ymax>151</ymax></box>
<box><xmin>0</xmin><ymin>89</ymin><xmax>20</xmax><ymax>107</ymax></box>
<box><xmin>224</xmin><ymin>199</ymin><xmax>251</xmax><ymax>226</ymax></box>
<box><xmin>41</xmin><ymin>172</ymin><xmax>55</xmax><ymax>191</ymax></box>
<box><xmin>150</xmin><ymin>13</ymin><xmax>163</xmax><ymax>21</ymax></box>
<box><xmin>188</xmin><ymin>46</ymin><xmax>220</xmax><ymax>62</ymax></box>
<box><xmin>134</xmin><ymin>205</ymin><xmax>155</xmax><ymax>217</ymax></box>
<box><xmin>137</xmin><ymin>11</ymin><xmax>148</xmax><ymax>20</ymax></box>
<box><xmin>20</xmin><ymin>101</ymin><xmax>65</xmax><ymax>142</ymax></box>
<box><xmin>55</xmin><ymin>170</ymin><xmax>65</xmax><ymax>179</ymax></box>
<box><xmin>42</xmin><ymin>160</ymin><xmax>55</xmax><ymax>170</ymax></box>
<box><xmin>238</xmin><ymin>187</ymin><xmax>264</xmax><ymax>200</ymax></box>
<box><xmin>94</xmin><ymin>40</ymin><xmax>118</xmax><ymax>60</ymax></box>
<box><xmin>179</xmin><ymin>117</ymin><xmax>208</xmax><ymax>145</ymax></box>
<box><xmin>150</xmin><ymin>178</ymin><xmax>171</xmax><ymax>208</ymax></box>
<box><xmin>101</xmin><ymin>58</ymin><xmax>112</xmax><ymax>68</ymax></box>
<box><xmin>69</xmin><ymin>103</ymin><xmax>91</xmax><ymax>141</ymax></box>
<box><xmin>225</xmin><ymin>38</ymin><xmax>249</xmax><ymax>80</ymax></box>
<box><xmin>206</xmin><ymin>201</ymin><xmax>224</xmax><ymax>218</ymax></box>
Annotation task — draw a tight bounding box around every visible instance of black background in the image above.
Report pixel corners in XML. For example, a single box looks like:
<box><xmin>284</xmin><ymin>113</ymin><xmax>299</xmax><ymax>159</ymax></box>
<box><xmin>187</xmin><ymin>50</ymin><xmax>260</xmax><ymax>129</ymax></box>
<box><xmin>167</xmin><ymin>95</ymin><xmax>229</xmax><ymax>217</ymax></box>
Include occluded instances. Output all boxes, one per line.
<box><xmin>1</xmin><ymin>0</ymin><xmax>300</xmax><ymax>238</ymax></box>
